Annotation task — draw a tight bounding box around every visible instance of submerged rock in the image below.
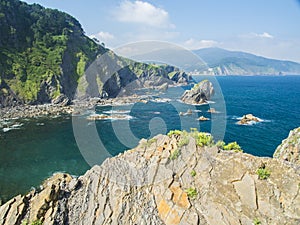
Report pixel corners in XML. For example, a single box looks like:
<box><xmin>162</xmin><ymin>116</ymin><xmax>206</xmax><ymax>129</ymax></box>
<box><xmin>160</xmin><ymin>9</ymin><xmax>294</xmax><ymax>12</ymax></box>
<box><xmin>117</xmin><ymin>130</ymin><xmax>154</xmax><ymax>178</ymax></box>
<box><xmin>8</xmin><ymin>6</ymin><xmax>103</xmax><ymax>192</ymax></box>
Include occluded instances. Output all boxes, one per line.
<box><xmin>179</xmin><ymin>109</ymin><xmax>193</xmax><ymax>116</ymax></box>
<box><xmin>0</xmin><ymin>130</ymin><xmax>300</xmax><ymax>224</ymax></box>
<box><xmin>181</xmin><ymin>80</ymin><xmax>214</xmax><ymax>105</ymax></box>
<box><xmin>207</xmin><ymin>108</ymin><xmax>219</xmax><ymax>113</ymax></box>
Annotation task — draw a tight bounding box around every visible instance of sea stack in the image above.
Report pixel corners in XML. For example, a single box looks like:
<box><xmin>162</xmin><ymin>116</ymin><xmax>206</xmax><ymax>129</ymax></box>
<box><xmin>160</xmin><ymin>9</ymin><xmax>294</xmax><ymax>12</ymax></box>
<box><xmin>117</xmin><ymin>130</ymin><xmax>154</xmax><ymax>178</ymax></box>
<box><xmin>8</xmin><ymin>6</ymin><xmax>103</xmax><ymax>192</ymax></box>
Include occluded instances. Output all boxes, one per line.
<box><xmin>181</xmin><ymin>80</ymin><xmax>214</xmax><ymax>104</ymax></box>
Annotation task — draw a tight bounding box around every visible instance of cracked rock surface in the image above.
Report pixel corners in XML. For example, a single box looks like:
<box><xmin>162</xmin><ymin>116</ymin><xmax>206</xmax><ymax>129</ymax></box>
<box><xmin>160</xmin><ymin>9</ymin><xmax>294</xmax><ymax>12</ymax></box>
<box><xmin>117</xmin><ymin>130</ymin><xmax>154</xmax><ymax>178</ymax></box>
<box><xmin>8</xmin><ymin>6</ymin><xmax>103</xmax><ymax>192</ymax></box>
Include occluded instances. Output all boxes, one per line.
<box><xmin>1</xmin><ymin>130</ymin><xmax>300</xmax><ymax>225</ymax></box>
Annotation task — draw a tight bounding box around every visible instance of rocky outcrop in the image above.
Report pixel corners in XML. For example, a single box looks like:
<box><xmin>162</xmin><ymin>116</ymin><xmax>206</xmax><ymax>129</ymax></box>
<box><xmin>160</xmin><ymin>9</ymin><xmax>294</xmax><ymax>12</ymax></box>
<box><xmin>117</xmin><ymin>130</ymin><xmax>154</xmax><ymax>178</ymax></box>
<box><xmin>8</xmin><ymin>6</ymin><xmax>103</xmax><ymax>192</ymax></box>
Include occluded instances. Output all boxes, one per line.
<box><xmin>237</xmin><ymin>114</ymin><xmax>262</xmax><ymax>125</ymax></box>
<box><xmin>1</xmin><ymin>130</ymin><xmax>299</xmax><ymax>225</ymax></box>
<box><xmin>274</xmin><ymin>127</ymin><xmax>300</xmax><ymax>164</ymax></box>
<box><xmin>181</xmin><ymin>80</ymin><xmax>214</xmax><ymax>104</ymax></box>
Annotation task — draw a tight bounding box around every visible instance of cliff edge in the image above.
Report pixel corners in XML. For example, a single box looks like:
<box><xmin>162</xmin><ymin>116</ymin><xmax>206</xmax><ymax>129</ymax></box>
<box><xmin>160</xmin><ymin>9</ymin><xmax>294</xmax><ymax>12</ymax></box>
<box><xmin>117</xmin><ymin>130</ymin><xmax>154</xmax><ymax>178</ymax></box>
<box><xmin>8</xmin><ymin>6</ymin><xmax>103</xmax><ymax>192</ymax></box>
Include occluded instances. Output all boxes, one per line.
<box><xmin>0</xmin><ymin>129</ymin><xmax>300</xmax><ymax>225</ymax></box>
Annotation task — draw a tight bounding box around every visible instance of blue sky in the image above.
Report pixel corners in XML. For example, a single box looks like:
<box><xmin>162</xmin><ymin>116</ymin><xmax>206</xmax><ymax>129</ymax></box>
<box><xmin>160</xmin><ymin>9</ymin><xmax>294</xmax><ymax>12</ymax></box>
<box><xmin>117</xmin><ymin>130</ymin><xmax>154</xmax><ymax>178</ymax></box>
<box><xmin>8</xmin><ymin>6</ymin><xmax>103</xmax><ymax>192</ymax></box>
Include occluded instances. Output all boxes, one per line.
<box><xmin>22</xmin><ymin>0</ymin><xmax>300</xmax><ymax>62</ymax></box>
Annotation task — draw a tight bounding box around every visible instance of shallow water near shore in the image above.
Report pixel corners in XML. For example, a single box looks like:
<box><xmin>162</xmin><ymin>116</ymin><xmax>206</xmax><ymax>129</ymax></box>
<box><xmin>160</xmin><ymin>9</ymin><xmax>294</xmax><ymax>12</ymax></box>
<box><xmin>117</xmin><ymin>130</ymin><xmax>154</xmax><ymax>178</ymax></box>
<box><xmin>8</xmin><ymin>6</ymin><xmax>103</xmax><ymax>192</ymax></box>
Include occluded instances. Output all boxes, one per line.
<box><xmin>0</xmin><ymin>75</ymin><xmax>300</xmax><ymax>203</ymax></box>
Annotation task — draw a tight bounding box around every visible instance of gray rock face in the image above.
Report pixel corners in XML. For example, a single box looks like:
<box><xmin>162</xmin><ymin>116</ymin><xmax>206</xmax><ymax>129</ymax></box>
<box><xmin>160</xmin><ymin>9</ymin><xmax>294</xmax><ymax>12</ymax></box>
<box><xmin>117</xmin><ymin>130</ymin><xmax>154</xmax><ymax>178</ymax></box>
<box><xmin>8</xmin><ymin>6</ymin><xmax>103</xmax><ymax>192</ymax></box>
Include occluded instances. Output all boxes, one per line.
<box><xmin>274</xmin><ymin>127</ymin><xmax>300</xmax><ymax>164</ymax></box>
<box><xmin>181</xmin><ymin>80</ymin><xmax>214</xmax><ymax>104</ymax></box>
<box><xmin>1</xmin><ymin>131</ymin><xmax>300</xmax><ymax>225</ymax></box>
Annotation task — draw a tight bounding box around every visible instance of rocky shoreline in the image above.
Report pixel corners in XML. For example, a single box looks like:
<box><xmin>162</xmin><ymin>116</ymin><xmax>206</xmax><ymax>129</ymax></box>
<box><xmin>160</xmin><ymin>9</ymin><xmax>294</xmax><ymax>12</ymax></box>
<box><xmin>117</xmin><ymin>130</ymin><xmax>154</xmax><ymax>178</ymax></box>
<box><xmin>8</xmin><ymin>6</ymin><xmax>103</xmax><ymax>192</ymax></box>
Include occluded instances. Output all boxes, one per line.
<box><xmin>0</xmin><ymin>129</ymin><xmax>299</xmax><ymax>224</ymax></box>
<box><xmin>0</xmin><ymin>94</ymin><xmax>166</xmax><ymax>120</ymax></box>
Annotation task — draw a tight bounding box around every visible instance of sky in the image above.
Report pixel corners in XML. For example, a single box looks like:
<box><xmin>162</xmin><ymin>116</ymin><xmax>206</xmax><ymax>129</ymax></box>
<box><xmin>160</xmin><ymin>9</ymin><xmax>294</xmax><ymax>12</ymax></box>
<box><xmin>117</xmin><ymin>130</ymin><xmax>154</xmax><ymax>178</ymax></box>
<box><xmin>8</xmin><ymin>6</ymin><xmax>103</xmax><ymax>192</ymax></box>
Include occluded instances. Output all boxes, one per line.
<box><xmin>22</xmin><ymin>0</ymin><xmax>300</xmax><ymax>62</ymax></box>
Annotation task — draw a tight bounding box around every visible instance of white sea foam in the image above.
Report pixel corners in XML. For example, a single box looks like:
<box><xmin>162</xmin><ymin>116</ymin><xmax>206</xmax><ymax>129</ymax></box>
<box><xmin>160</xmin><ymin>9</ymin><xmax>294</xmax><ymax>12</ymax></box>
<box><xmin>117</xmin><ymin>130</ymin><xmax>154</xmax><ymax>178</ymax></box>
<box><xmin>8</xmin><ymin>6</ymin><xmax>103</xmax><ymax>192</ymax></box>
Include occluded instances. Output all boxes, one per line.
<box><xmin>103</xmin><ymin>110</ymin><xmax>130</xmax><ymax>114</ymax></box>
<box><xmin>11</xmin><ymin>123</ymin><xmax>23</xmax><ymax>128</ymax></box>
<box><xmin>2</xmin><ymin>123</ymin><xmax>23</xmax><ymax>132</ymax></box>
<box><xmin>151</xmin><ymin>98</ymin><xmax>171</xmax><ymax>103</ymax></box>
<box><xmin>87</xmin><ymin>113</ymin><xmax>134</xmax><ymax>121</ymax></box>
<box><xmin>3</xmin><ymin>127</ymin><xmax>12</xmax><ymax>132</ymax></box>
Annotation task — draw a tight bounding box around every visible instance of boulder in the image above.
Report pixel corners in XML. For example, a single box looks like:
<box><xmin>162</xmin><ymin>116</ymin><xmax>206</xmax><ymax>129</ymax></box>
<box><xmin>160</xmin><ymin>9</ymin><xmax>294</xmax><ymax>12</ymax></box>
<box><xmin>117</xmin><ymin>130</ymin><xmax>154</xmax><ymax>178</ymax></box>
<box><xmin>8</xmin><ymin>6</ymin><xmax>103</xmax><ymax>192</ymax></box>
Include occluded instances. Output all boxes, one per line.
<box><xmin>181</xmin><ymin>80</ymin><xmax>214</xmax><ymax>104</ymax></box>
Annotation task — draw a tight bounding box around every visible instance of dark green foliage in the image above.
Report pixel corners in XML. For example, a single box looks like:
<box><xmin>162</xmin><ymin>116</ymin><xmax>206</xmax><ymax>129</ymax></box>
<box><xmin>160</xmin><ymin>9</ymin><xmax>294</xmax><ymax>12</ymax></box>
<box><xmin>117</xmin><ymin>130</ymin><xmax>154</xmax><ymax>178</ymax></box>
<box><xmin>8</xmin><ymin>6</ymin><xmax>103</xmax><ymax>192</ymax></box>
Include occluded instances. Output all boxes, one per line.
<box><xmin>0</xmin><ymin>0</ymin><xmax>104</xmax><ymax>103</ymax></box>
<box><xmin>0</xmin><ymin>0</ymin><xmax>187</xmax><ymax>106</ymax></box>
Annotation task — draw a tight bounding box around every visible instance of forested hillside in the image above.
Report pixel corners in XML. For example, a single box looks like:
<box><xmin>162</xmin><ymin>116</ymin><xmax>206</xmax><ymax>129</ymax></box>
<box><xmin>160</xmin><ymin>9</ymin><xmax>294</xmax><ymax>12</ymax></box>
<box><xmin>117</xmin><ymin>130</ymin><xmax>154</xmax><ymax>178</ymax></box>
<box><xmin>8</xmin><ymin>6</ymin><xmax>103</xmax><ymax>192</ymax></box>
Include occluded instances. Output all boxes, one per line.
<box><xmin>0</xmin><ymin>0</ymin><xmax>189</xmax><ymax>107</ymax></box>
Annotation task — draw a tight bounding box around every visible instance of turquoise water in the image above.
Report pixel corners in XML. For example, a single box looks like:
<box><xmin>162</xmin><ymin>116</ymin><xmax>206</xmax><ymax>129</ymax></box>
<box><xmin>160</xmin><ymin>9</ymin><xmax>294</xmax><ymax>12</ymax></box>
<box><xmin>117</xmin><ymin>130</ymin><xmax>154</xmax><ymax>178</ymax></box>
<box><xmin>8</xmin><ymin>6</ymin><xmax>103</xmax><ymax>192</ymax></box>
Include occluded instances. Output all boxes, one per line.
<box><xmin>0</xmin><ymin>75</ymin><xmax>300</xmax><ymax>202</ymax></box>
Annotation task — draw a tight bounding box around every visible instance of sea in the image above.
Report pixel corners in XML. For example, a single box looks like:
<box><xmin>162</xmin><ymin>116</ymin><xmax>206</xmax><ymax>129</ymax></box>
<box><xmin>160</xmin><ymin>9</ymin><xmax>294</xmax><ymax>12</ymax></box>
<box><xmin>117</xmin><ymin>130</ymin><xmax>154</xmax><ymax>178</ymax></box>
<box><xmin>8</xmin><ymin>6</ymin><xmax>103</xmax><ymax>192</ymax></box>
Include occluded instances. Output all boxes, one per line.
<box><xmin>0</xmin><ymin>75</ymin><xmax>299</xmax><ymax>202</ymax></box>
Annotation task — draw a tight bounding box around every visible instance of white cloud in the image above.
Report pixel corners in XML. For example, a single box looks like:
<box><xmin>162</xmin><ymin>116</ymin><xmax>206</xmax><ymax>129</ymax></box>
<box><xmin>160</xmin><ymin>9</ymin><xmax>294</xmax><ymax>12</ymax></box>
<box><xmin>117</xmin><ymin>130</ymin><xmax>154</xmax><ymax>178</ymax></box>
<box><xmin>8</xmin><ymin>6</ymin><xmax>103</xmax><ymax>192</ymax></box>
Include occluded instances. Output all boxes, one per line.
<box><xmin>183</xmin><ymin>38</ymin><xmax>218</xmax><ymax>50</ymax></box>
<box><xmin>115</xmin><ymin>1</ymin><xmax>174</xmax><ymax>28</ymax></box>
<box><xmin>258</xmin><ymin>32</ymin><xmax>274</xmax><ymax>39</ymax></box>
<box><xmin>239</xmin><ymin>32</ymin><xmax>274</xmax><ymax>39</ymax></box>
<box><xmin>90</xmin><ymin>31</ymin><xmax>115</xmax><ymax>43</ymax></box>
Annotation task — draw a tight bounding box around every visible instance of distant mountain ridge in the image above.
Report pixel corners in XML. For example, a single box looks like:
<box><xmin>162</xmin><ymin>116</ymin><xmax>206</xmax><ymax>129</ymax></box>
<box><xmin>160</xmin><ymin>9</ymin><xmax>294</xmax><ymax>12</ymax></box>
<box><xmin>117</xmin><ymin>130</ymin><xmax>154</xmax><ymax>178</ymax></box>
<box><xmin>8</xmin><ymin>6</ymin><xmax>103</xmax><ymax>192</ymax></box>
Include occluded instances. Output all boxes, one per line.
<box><xmin>192</xmin><ymin>47</ymin><xmax>300</xmax><ymax>75</ymax></box>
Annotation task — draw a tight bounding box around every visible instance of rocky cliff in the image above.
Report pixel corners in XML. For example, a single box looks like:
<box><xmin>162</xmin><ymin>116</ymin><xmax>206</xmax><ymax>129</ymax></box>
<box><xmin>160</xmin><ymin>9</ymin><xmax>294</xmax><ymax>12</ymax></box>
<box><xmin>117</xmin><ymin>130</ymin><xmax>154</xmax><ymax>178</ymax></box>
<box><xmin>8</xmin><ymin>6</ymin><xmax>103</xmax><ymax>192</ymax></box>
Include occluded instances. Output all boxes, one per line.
<box><xmin>274</xmin><ymin>127</ymin><xmax>300</xmax><ymax>165</ymax></box>
<box><xmin>1</xmin><ymin>129</ymin><xmax>299</xmax><ymax>225</ymax></box>
<box><xmin>181</xmin><ymin>80</ymin><xmax>214</xmax><ymax>104</ymax></box>
<box><xmin>0</xmin><ymin>0</ymin><xmax>190</xmax><ymax>107</ymax></box>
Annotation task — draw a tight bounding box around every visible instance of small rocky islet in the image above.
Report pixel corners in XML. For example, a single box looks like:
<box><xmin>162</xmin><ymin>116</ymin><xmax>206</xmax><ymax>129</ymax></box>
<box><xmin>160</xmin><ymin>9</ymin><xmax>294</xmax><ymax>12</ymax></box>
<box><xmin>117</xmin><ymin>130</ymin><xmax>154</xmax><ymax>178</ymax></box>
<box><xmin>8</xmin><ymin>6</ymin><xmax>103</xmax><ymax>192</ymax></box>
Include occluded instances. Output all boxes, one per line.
<box><xmin>237</xmin><ymin>114</ymin><xmax>263</xmax><ymax>125</ymax></box>
<box><xmin>180</xmin><ymin>80</ymin><xmax>214</xmax><ymax>105</ymax></box>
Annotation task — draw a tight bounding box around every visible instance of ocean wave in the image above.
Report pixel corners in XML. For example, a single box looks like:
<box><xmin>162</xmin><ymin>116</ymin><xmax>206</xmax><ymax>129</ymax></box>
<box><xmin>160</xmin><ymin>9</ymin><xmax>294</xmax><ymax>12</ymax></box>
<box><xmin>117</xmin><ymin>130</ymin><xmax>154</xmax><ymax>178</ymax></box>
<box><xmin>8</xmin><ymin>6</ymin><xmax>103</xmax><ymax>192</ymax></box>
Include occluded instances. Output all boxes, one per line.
<box><xmin>177</xmin><ymin>99</ymin><xmax>215</xmax><ymax>106</ymax></box>
<box><xmin>2</xmin><ymin>123</ymin><xmax>23</xmax><ymax>132</ymax></box>
<box><xmin>103</xmin><ymin>110</ymin><xmax>131</xmax><ymax>114</ymax></box>
<box><xmin>150</xmin><ymin>98</ymin><xmax>172</xmax><ymax>103</ymax></box>
<box><xmin>235</xmin><ymin>121</ymin><xmax>258</xmax><ymax>126</ymax></box>
<box><xmin>87</xmin><ymin>113</ymin><xmax>134</xmax><ymax>121</ymax></box>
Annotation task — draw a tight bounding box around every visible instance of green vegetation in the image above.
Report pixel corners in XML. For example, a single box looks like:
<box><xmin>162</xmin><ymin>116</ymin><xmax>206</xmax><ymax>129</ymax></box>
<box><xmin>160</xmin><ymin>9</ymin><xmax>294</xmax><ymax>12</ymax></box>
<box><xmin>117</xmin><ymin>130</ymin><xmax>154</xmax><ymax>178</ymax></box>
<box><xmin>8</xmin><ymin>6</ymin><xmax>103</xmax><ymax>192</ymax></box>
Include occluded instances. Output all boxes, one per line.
<box><xmin>192</xmin><ymin>79</ymin><xmax>209</xmax><ymax>91</ymax></box>
<box><xmin>0</xmin><ymin>0</ymin><xmax>103</xmax><ymax>103</ymax></box>
<box><xmin>0</xmin><ymin>0</ymin><xmax>187</xmax><ymax>105</ymax></box>
<box><xmin>167</xmin><ymin>71</ymin><xmax>177</xmax><ymax>79</ymax></box>
<box><xmin>169</xmin><ymin>149</ymin><xmax>180</xmax><ymax>160</ymax></box>
<box><xmin>256</xmin><ymin>167</ymin><xmax>271</xmax><ymax>180</ymax></box>
<box><xmin>22</xmin><ymin>220</ymin><xmax>43</xmax><ymax>225</ymax></box>
<box><xmin>215</xmin><ymin>140</ymin><xmax>225</xmax><ymax>149</ymax></box>
<box><xmin>185</xmin><ymin>187</ymin><xmax>197</xmax><ymax>199</ymax></box>
<box><xmin>193</xmin><ymin>132</ymin><xmax>214</xmax><ymax>147</ymax></box>
<box><xmin>167</xmin><ymin>130</ymin><xmax>182</xmax><ymax>137</ymax></box>
<box><xmin>223</xmin><ymin>142</ymin><xmax>243</xmax><ymax>152</ymax></box>
<box><xmin>215</xmin><ymin>140</ymin><xmax>243</xmax><ymax>152</ymax></box>
<box><xmin>253</xmin><ymin>218</ymin><xmax>261</xmax><ymax>225</ymax></box>
<box><xmin>147</xmin><ymin>138</ymin><xmax>157</xmax><ymax>147</ymax></box>
<box><xmin>190</xmin><ymin>170</ymin><xmax>196</xmax><ymax>177</ymax></box>
<box><xmin>178</xmin><ymin>130</ymin><xmax>189</xmax><ymax>147</ymax></box>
